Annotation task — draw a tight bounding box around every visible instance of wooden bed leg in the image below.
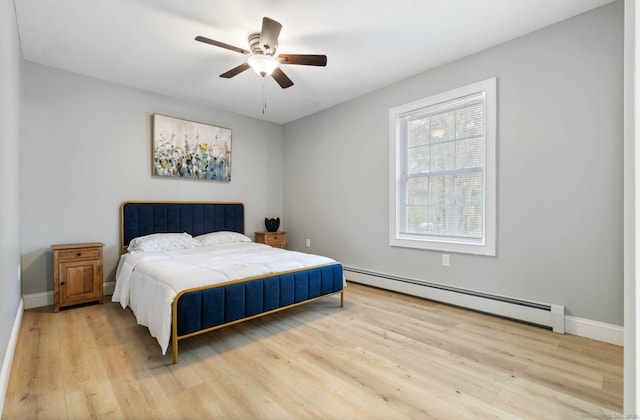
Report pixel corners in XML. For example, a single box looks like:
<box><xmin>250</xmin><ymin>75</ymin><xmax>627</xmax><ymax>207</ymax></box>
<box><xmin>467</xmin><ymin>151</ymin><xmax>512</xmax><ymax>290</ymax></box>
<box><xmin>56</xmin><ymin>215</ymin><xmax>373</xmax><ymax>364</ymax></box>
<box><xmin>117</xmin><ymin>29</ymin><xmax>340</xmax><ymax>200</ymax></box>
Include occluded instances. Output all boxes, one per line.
<box><xmin>340</xmin><ymin>290</ymin><xmax>344</xmax><ymax>307</ymax></box>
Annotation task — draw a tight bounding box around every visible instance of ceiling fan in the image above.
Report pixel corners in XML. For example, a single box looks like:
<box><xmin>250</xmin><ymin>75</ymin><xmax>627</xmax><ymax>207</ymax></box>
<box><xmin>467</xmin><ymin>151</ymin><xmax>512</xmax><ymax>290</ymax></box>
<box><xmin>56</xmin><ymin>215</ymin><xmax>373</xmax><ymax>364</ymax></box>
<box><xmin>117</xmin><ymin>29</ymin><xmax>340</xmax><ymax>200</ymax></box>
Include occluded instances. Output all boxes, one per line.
<box><xmin>195</xmin><ymin>17</ymin><xmax>327</xmax><ymax>89</ymax></box>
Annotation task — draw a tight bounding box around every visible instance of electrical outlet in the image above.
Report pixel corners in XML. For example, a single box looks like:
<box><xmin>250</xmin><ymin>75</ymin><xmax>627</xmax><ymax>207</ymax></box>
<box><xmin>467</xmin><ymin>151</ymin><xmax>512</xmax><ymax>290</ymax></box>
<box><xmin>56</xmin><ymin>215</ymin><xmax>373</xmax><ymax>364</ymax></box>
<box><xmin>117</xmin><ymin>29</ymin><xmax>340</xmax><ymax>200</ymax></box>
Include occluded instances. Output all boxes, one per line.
<box><xmin>442</xmin><ymin>254</ymin><xmax>450</xmax><ymax>267</ymax></box>
<box><xmin>306</xmin><ymin>238</ymin><xmax>311</xmax><ymax>247</ymax></box>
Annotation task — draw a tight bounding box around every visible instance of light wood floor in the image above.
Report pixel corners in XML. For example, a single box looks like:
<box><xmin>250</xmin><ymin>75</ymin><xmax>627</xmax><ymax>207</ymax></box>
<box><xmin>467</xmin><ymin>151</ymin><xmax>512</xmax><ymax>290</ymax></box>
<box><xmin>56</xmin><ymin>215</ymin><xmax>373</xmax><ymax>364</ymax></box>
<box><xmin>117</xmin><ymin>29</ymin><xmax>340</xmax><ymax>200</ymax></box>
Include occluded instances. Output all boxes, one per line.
<box><xmin>3</xmin><ymin>282</ymin><xmax>622</xmax><ymax>419</ymax></box>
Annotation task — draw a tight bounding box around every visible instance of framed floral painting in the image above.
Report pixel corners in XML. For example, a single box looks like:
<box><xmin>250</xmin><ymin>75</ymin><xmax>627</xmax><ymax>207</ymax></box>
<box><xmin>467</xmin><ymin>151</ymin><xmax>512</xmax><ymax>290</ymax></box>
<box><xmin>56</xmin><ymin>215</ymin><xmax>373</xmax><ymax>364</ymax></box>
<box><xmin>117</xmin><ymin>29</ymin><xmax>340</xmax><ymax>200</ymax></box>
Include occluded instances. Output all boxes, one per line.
<box><xmin>152</xmin><ymin>114</ymin><xmax>231</xmax><ymax>182</ymax></box>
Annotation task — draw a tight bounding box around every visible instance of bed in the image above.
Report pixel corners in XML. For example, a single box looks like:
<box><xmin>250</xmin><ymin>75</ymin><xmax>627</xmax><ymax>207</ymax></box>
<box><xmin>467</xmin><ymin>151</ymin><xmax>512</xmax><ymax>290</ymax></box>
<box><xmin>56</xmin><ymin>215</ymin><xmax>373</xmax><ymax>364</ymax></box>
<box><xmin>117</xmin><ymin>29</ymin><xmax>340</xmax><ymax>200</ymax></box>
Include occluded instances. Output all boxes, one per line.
<box><xmin>112</xmin><ymin>201</ymin><xmax>344</xmax><ymax>363</ymax></box>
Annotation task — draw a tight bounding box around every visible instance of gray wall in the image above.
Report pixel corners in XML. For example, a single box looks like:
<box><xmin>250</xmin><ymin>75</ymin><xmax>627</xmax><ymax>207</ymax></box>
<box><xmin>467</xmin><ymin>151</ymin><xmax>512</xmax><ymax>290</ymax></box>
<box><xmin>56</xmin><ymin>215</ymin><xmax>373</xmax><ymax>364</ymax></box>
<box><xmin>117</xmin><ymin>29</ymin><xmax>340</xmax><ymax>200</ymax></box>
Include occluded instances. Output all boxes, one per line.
<box><xmin>283</xmin><ymin>2</ymin><xmax>623</xmax><ymax>325</ymax></box>
<box><xmin>0</xmin><ymin>0</ymin><xmax>23</xmax><ymax>404</ymax></box>
<box><xmin>20</xmin><ymin>63</ymin><xmax>284</xmax><ymax>295</ymax></box>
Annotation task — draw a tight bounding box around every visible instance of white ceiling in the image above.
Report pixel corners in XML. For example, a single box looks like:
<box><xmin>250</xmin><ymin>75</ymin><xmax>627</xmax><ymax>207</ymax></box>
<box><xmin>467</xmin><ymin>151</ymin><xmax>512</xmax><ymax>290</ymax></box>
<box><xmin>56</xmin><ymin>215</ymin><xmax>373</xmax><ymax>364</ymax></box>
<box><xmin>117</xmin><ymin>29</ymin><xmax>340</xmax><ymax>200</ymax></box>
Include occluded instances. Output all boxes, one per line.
<box><xmin>14</xmin><ymin>0</ymin><xmax>614</xmax><ymax>124</ymax></box>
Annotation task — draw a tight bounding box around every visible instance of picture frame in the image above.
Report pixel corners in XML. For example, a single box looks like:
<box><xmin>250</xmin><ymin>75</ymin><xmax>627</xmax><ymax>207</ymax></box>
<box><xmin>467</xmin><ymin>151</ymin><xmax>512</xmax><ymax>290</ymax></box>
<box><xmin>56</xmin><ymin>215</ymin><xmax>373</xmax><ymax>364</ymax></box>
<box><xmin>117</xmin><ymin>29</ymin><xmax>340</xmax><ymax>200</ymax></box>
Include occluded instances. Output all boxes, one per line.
<box><xmin>152</xmin><ymin>114</ymin><xmax>231</xmax><ymax>182</ymax></box>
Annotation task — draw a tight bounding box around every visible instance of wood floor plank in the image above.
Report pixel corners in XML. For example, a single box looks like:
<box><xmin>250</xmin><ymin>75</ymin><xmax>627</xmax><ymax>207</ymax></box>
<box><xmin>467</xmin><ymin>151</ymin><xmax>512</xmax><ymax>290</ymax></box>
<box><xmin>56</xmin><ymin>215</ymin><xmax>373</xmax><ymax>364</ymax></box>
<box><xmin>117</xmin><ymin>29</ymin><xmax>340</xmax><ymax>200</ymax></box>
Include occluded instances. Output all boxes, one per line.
<box><xmin>492</xmin><ymin>374</ymin><xmax>621</xmax><ymax>419</ymax></box>
<box><xmin>109</xmin><ymin>375</ymin><xmax>182</xmax><ymax>419</ymax></box>
<box><xmin>64</xmin><ymin>380</ymin><xmax>122</xmax><ymax>419</ymax></box>
<box><xmin>3</xmin><ymin>373</ymin><xmax>66</xmax><ymax>420</ymax></box>
<box><xmin>2</xmin><ymin>282</ymin><xmax>623</xmax><ymax>419</ymax></box>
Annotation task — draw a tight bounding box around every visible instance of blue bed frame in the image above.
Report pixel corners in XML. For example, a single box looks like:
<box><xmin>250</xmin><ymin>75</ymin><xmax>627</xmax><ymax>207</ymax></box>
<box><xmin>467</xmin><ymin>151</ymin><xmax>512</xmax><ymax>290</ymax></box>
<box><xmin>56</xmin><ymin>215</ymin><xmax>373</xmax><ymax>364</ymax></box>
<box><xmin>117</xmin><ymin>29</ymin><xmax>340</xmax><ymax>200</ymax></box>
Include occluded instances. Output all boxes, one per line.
<box><xmin>120</xmin><ymin>201</ymin><xmax>344</xmax><ymax>363</ymax></box>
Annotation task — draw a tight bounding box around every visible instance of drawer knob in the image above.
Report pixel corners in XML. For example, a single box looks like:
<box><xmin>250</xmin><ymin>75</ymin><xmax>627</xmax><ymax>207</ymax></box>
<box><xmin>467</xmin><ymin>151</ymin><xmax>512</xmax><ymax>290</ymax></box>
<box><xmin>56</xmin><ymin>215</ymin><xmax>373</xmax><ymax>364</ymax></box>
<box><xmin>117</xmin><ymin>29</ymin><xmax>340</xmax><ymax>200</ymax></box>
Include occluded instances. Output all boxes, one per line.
<box><xmin>77</xmin><ymin>252</ymin><xmax>82</xmax><ymax>257</ymax></box>
<box><xmin>60</xmin><ymin>282</ymin><xmax>65</xmax><ymax>286</ymax></box>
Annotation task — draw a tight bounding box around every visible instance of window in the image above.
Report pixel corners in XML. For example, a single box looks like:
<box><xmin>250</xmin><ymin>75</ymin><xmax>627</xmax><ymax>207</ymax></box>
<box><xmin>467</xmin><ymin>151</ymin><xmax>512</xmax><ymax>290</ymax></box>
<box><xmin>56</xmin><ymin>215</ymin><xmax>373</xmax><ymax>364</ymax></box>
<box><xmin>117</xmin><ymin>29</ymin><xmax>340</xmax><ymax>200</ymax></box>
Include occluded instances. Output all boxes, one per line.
<box><xmin>389</xmin><ymin>78</ymin><xmax>496</xmax><ymax>255</ymax></box>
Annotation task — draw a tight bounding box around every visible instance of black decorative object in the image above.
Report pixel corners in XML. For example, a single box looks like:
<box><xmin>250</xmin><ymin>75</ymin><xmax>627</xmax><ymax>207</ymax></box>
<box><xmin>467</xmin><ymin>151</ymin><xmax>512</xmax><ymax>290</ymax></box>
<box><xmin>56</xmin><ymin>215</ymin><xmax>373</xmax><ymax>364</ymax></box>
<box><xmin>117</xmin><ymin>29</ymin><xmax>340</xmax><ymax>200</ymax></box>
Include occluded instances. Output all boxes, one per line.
<box><xmin>265</xmin><ymin>217</ymin><xmax>280</xmax><ymax>232</ymax></box>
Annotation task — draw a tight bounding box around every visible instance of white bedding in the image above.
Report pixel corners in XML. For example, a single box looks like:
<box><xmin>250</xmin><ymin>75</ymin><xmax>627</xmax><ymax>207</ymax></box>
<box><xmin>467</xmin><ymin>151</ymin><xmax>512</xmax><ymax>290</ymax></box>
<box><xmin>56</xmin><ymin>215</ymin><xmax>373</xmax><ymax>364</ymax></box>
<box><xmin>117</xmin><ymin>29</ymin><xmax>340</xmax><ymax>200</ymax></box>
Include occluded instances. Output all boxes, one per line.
<box><xmin>112</xmin><ymin>242</ymin><xmax>338</xmax><ymax>355</ymax></box>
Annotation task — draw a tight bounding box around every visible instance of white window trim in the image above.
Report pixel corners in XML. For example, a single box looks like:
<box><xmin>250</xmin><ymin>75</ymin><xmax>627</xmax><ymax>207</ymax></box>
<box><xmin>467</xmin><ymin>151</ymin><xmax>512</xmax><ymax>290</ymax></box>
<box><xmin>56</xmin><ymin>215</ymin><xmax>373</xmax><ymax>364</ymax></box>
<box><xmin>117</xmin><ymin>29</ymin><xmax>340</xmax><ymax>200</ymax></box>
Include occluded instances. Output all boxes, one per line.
<box><xmin>389</xmin><ymin>78</ymin><xmax>497</xmax><ymax>256</ymax></box>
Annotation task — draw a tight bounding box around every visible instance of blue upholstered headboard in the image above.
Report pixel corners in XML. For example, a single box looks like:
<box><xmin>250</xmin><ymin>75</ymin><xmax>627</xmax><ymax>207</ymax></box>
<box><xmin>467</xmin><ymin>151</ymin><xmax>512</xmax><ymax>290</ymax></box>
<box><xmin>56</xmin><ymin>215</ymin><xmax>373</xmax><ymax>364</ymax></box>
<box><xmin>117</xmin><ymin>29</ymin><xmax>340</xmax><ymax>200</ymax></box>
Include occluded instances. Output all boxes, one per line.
<box><xmin>120</xmin><ymin>201</ymin><xmax>244</xmax><ymax>253</ymax></box>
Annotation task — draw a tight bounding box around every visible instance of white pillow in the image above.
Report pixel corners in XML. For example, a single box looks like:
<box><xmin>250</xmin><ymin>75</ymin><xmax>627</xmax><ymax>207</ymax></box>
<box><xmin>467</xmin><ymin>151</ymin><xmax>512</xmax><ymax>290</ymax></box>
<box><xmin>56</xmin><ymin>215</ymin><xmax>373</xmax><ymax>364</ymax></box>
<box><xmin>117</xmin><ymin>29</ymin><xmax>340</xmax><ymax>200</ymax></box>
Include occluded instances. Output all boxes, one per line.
<box><xmin>128</xmin><ymin>232</ymin><xmax>203</xmax><ymax>252</ymax></box>
<box><xmin>195</xmin><ymin>231</ymin><xmax>252</xmax><ymax>246</ymax></box>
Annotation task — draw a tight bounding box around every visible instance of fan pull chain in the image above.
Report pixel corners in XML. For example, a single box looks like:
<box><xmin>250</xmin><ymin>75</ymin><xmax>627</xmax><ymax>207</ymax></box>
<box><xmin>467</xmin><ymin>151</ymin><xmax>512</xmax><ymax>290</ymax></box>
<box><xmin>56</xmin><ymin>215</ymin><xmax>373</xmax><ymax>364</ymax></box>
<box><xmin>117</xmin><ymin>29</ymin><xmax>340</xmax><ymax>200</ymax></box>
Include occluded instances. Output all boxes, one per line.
<box><xmin>262</xmin><ymin>82</ymin><xmax>267</xmax><ymax>114</ymax></box>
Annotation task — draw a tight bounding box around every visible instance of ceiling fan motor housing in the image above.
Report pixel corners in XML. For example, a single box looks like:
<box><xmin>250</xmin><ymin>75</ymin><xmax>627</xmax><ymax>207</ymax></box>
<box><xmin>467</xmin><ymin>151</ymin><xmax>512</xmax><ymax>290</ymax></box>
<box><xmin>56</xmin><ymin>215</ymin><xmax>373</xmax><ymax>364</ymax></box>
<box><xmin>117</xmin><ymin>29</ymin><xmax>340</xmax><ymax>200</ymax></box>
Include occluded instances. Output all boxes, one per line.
<box><xmin>249</xmin><ymin>32</ymin><xmax>276</xmax><ymax>56</ymax></box>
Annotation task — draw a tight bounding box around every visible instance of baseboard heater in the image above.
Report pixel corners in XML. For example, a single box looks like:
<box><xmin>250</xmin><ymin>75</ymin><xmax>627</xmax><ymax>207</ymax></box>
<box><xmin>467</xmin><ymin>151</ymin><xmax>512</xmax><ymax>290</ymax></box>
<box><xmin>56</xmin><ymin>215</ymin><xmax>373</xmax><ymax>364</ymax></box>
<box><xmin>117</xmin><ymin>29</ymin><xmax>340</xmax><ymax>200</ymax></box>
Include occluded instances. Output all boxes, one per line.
<box><xmin>344</xmin><ymin>266</ymin><xmax>565</xmax><ymax>334</ymax></box>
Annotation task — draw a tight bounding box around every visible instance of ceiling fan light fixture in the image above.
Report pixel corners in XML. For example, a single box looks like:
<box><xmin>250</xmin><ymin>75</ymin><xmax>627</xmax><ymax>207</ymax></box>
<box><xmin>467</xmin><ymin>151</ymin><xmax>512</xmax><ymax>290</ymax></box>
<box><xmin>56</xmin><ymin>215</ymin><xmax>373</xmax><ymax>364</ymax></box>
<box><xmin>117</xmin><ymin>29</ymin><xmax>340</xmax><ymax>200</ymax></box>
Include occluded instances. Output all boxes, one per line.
<box><xmin>247</xmin><ymin>54</ymin><xmax>279</xmax><ymax>78</ymax></box>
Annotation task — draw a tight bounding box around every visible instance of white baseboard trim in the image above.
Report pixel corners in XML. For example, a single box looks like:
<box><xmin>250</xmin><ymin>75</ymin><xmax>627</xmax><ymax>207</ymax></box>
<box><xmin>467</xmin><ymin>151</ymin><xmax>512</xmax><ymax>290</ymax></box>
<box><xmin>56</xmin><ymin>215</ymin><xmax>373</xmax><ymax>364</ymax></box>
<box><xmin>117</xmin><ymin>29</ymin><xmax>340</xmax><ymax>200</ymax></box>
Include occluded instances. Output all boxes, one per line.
<box><xmin>565</xmin><ymin>315</ymin><xmax>623</xmax><ymax>346</ymax></box>
<box><xmin>23</xmin><ymin>290</ymin><xmax>52</xmax><ymax>309</ymax></box>
<box><xmin>104</xmin><ymin>281</ymin><xmax>115</xmax><ymax>296</ymax></box>
<box><xmin>23</xmin><ymin>281</ymin><xmax>115</xmax><ymax>310</ymax></box>
<box><xmin>0</xmin><ymin>297</ymin><xmax>23</xmax><ymax>415</ymax></box>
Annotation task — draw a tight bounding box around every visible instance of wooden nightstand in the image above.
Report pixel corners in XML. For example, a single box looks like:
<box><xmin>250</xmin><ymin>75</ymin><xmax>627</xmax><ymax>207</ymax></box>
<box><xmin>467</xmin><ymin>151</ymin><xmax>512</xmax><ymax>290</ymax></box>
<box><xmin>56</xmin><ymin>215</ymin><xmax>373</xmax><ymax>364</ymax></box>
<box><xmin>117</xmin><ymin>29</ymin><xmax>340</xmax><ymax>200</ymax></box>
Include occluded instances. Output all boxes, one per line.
<box><xmin>254</xmin><ymin>231</ymin><xmax>286</xmax><ymax>249</ymax></box>
<box><xmin>51</xmin><ymin>242</ymin><xmax>104</xmax><ymax>312</ymax></box>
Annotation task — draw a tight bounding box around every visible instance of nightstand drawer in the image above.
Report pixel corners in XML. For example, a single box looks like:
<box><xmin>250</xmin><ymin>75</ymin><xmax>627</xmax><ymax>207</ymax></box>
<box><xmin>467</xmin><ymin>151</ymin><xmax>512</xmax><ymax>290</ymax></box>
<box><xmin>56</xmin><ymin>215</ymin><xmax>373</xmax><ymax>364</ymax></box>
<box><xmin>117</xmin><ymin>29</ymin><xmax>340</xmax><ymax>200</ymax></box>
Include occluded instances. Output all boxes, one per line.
<box><xmin>265</xmin><ymin>239</ymin><xmax>285</xmax><ymax>248</ymax></box>
<box><xmin>265</xmin><ymin>234</ymin><xmax>284</xmax><ymax>244</ymax></box>
<box><xmin>57</xmin><ymin>248</ymin><xmax>101</xmax><ymax>261</ymax></box>
<box><xmin>254</xmin><ymin>231</ymin><xmax>287</xmax><ymax>249</ymax></box>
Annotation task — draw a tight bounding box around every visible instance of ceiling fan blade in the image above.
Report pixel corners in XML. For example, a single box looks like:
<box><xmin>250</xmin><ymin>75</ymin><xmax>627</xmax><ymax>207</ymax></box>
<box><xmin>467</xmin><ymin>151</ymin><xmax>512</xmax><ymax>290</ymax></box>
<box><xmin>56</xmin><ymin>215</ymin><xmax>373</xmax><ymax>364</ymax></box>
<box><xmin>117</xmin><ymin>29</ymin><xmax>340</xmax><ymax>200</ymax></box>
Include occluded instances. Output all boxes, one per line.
<box><xmin>278</xmin><ymin>54</ymin><xmax>327</xmax><ymax>66</ymax></box>
<box><xmin>195</xmin><ymin>36</ymin><xmax>250</xmax><ymax>55</ymax></box>
<box><xmin>271</xmin><ymin>67</ymin><xmax>294</xmax><ymax>89</ymax></box>
<box><xmin>220</xmin><ymin>62</ymin><xmax>251</xmax><ymax>78</ymax></box>
<box><xmin>260</xmin><ymin>17</ymin><xmax>282</xmax><ymax>53</ymax></box>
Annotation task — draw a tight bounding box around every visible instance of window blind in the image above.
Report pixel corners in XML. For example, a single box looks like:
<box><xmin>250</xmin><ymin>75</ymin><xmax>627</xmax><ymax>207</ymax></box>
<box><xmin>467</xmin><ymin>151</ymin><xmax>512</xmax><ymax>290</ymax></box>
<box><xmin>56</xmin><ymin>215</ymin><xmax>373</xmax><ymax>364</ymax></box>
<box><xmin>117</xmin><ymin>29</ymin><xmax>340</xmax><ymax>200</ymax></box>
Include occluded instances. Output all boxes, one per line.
<box><xmin>400</xmin><ymin>92</ymin><xmax>486</xmax><ymax>241</ymax></box>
